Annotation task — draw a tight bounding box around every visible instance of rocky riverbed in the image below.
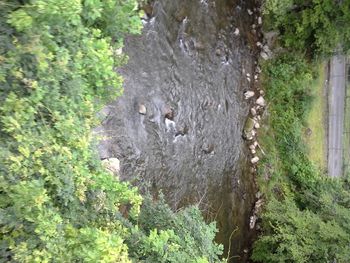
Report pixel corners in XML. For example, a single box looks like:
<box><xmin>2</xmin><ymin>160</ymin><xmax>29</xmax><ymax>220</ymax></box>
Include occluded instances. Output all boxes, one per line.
<box><xmin>96</xmin><ymin>0</ymin><xmax>265</xmax><ymax>261</ymax></box>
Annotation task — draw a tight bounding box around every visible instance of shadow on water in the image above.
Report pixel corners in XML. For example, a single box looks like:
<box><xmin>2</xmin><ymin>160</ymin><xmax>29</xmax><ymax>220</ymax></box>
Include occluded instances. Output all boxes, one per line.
<box><xmin>97</xmin><ymin>0</ymin><xmax>261</xmax><ymax>261</ymax></box>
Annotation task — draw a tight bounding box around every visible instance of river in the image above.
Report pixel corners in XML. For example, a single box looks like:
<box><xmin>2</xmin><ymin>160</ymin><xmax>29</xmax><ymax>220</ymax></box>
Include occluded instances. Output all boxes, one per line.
<box><xmin>97</xmin><ymin>0</ymin><xmax>261</xmax><ymax>261</ymax></box>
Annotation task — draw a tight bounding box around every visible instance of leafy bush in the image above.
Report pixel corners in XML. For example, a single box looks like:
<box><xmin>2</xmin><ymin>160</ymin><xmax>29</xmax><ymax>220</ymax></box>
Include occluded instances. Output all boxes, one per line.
<box><xmin>263</xmin><ymin>0</ymin><xmax>350</xmax><ymax>57</ymax></box>
<box><xmin>0</xmin><ymin>1</ymin><xmax>222</xmax><ymax>262</ymax></box>
<box><xmin>252</xmin><ymin>53</ymin><xmax>350</xmax><ymax>262</ymax></box>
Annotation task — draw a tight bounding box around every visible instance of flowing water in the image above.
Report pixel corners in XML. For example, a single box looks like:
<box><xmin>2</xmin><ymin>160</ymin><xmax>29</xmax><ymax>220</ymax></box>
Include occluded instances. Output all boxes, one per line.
<box><xmin>97</xmin><ymin>0</ymin><xmax>261</xmax><ymax>261</ymax></box>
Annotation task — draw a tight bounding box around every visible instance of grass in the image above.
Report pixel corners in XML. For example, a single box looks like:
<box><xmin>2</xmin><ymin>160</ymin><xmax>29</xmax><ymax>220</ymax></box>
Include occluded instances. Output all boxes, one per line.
<box><xmin>343</xmin><ymin>82</ymin><xmax>350</xmax><ymax>175</ymax></box>
<box><xmin>304</xmin><ymin>63</ymin><xmax>327</xmax><ymax>170</ymax></box>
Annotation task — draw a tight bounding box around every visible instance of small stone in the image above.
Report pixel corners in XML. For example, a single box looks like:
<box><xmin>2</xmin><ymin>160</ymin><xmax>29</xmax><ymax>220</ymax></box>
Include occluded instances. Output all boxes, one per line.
<box><xmin>251</xmin><ymin>149</ymin><xmax>256</xmax><ymax>154</ymax></box>
<box><xmin>256</xmin><ymin>96</ymin><xmax>266</xmax><ymax>107</ymax></box>
<box><xmin>260</xmin><ymin>51</ymin><xmax>269</xmax><ymax>60</ymax></box>
<box><xmin>253</xmin><ymin>141</ymin><xmax>258</xmax><ymax>147</ymax></box>
<box><xmin>246</xmin><ymin>73</ymin><xmax>251</xmax><ymax>77</ymax></box>
<box><xmin>254</xmin><ymin>122</ymin><xmax>260</xmax><ymax>129</ymax></box>
<box><xmin>244</xmin><ymin>90</ymin><xmax>255</xmax><ymax>99</ymax></box>
<box><xmin>216</xmin><ymin>49</ymin><xmax>222</xmax><ymax>56</ymax></box>
<box><xmin>249</xmin><ymin>215</ymin><xmax>257</xmax><ymax>229</ymax></box>
<box><xmin>256</xmin><ymin>41</ymin><xmax>262</xmax><ymax>47</ymax></box>
<box><xmin>259</xmin><ymin>90</ymin><xmax>265</xmax><ymax>95</ymax></box>
<box><xmin>254</xmin><ymin>74</ymin><xmax>258</xmax><ymax>80</ymax></box>
<box><xmin>247</xmin><ymin>77</ymin><xmax>251</xmax><ymax>82</ymax></box>
<box><xmin>234</xmin><ymin>28</ymin><xmax>240</xmax><ymax>36</ymax></box>
<box><xmin>252</xmin><ymin>24</ymin><xmax>256</xmax><ymax>29</ymax></box>
<box><xmin>250</xmin><ymin>107</ymin><xmax>257</xmax><ymax>116</ymax></box>
<box><xmin>258</xmin><ymin>16</ymin><xmax>262</xmax><ymax>25</ymax></box>
<box><xmin>247</xmin><ymin>9</ymin><xmax>253</xmax><ymax>15</ymax></box>
<box><xmin>138</xmin><ymin>104</ymin><xmax>147</xmax><ymax>115</ymax></box>
<box><xmin>249</xmin><ymin>144</ymin><xmax>256</xmax><ymax>150</ymax></box>
<box><xmin>251</xmin><ymin>156</ymin><xmax>259</xmax><ymax>164</ymax></box>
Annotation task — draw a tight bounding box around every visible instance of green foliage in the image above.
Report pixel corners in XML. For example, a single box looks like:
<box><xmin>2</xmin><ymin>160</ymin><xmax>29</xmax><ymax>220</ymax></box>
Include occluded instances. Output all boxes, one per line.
<box><xmin>252</xmin><ymin>54</ymin><xmax>350</xmax><ymax>262</ymax></box>
<box><xmin>263</xmin><ymin>0</ymin><xmax>350</xmax><ymax>57</ymax></box>
<box><xmin>0</xmin><ymin>1</ymin><xmax>222</xmax><ymax>262</ymax></box>
<box><xmin>127</xmin><ymin>196</ymin><xmax>223</xmax><ymax>263</ymax></box>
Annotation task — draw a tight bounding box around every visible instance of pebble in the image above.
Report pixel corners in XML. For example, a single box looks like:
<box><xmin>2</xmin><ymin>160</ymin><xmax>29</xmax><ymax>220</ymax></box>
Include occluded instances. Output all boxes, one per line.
<box><xmin>254</xmin><ymin>122</ymin><xmax>260</xmax><ymax>129</ymax></box>
<box><xmin>256</xmin><ymin>96</ymin><xmax>266</xmax><ymax>107</ymax></box>
<box><xmin>244</xmin><ymin>90</ymin><xmax>255</xmax><ymax>99</ymax></box>
<box><xmin>250</xmin><ymin>107</ymin><xmax>257</xmax><ymax>116</ymax></box>
<box><xmin>247</xmin><ymin>9</ymin><xmax>253</xmax><ymax>15</ymax></box>
<box><xmin>234</xmin><ymin>28</ymin><xmax>240</xmax><ymax>36</ymax></box>
<box><xmin>251</xmin><ymin>156</ymin><xmax>259</xmax><ymax>164</ymax></box>
<box><xmin>139</xmin><ymin>104</ymin><xmax>147</xmax><ymax>115</ymax></box>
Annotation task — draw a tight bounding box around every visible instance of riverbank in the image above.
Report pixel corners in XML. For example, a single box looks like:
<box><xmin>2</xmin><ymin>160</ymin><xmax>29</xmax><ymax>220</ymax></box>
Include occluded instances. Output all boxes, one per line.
<box><xmin>304</xmin><ymin>63</ymin><xmax>327</xmax><ymax>171</ymax></box>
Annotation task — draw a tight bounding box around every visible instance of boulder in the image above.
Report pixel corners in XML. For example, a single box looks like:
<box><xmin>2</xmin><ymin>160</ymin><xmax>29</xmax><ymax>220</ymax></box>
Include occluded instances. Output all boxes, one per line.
<box><xmin>256</xmin><ymin>96</ymin><xmax>266</xmax><ymax>107</ymax></box>
<box><xmin>244</xmin><ymin>90</ymin><xmax>255</xmax><ymax>99</ymax></box>
<box><xmin>243</xmin><ymin>117</ymin><xmax>255</xmax><ymax>139</ymax></box>
<box><xmin>102</xmin><ymin>158</ymin><xmax>120</xmax><ymax>174</ymax></box>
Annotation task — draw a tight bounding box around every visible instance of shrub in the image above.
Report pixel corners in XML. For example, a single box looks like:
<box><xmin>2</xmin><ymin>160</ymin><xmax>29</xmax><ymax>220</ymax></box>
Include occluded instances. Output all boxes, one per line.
<box><xmin>0</xmin><ymin>1</ymin><xmax>223</xmax><ymax>262</ymax></box>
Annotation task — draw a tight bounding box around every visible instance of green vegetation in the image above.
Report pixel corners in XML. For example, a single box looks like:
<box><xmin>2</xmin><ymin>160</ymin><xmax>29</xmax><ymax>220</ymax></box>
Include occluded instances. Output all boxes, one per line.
<box><xmin>263</xmin><ymin>0</ymin><xmax>350</xmax><ymax>57</ymax></box>
<box><xmin>252</xmin><ymin>54</ymin><xmax>350</xmax><ymax>263</ymax></box>
<box><xmin>252</xmin><ymin>1</ymin><xmax>350</xmax><ymax>262</ymax></box>
<box><xmin>304</xmin><ymin>63</ymin><xmax>327</xmax><ymax>170</ymax></box>
<box><xmin>0</xmin><ymin>1</ymin><xmax>222</xmax><ymax>262</ymax></box>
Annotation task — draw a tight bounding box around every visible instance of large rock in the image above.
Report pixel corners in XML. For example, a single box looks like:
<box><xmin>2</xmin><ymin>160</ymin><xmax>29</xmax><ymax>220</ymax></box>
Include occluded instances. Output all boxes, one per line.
<box><xmin>101</xmin><ymin>158</ymin><xmax>120</xmax><ymax>175</ymax></box>
<box><xmin>243</xmin><ymin>117</ymin><xmax>256</xmax><ymax>140</ymax></box>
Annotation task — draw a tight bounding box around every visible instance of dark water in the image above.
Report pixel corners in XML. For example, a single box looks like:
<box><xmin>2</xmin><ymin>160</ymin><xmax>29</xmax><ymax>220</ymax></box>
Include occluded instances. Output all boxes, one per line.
<box><xmin>97</xmin><ymin>0</ymin><xmax>261</xmax><ymax>261</ymax></box>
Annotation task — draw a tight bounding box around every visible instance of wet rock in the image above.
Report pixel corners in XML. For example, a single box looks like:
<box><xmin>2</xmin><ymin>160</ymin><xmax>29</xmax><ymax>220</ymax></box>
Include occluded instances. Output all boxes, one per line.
<box><xmin>102</xmin><ymin>158</ymin><xmax>120</xmax><ymax>175</ymax></box>
<box><xmin>163</xmin><ymin>105</ymin><xmax>174</xmax><ymax>120</ymax></box>
<box><xmin>256</xmin><ymin>96</ymin><xmax>266</xmax><ymax>107</ymax></box>
<box><xmin>194</xmin><ymin>41</ymin><xmax>205</xmax><ymax>50</ymax></box>
<box><xmin>139</xmin><ymin>104</ymin><xmax>147</xmax><ymax>115</ymax></box>
<box><xmin>175</xmin><ymin>8</ymin><xmax>187</xmax><ymax>22</ymax></box>
<box><xmin>202</xmin><ymin>143</ymin><xmax>214</xmax><ymax>154</ymax></box>
<box><xmin>244</xmin><ymin>90</ymin><xmax>254</xmax><ymax>99</ymax></box>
